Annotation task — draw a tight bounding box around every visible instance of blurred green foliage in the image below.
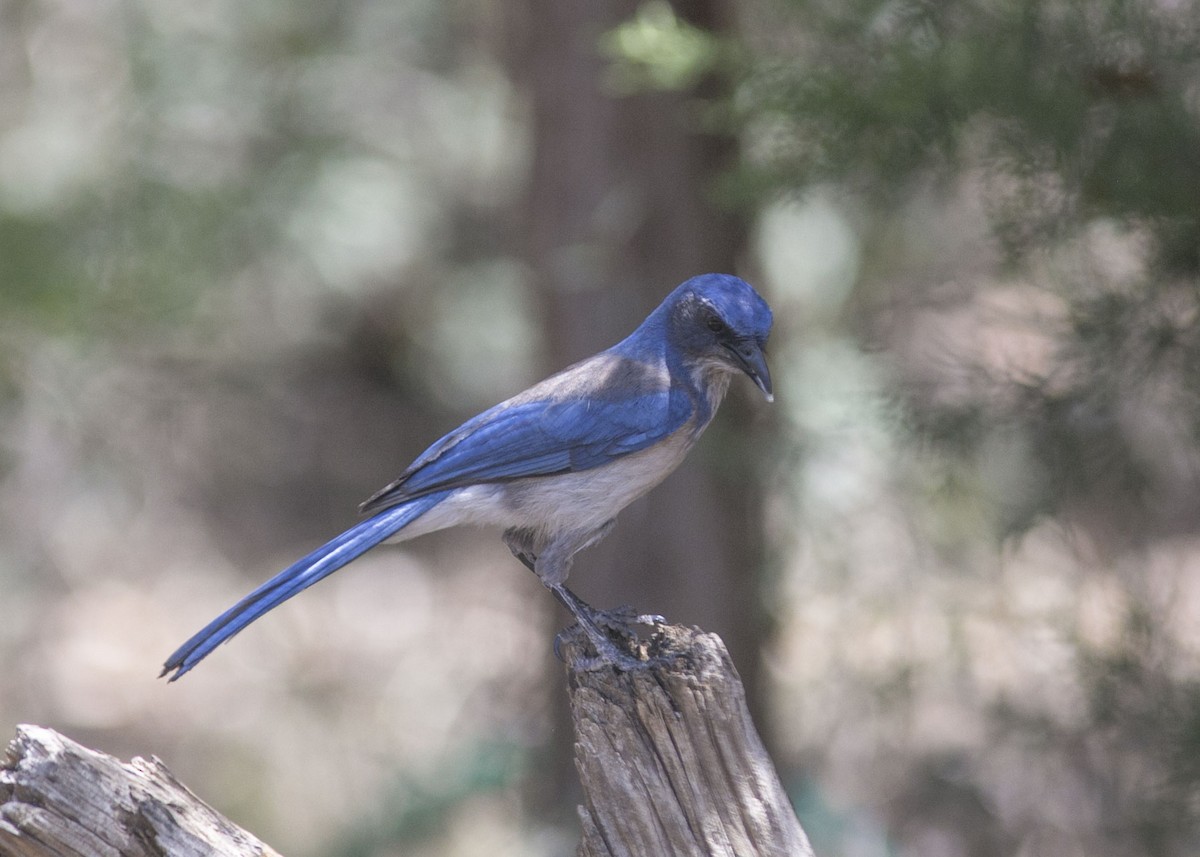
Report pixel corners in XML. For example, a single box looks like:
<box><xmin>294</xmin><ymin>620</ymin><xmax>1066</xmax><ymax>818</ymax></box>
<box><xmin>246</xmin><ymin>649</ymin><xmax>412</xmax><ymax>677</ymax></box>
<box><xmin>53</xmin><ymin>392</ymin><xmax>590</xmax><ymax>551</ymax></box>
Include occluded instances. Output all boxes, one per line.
<box><xmin>738</xmin><ymin>0</ymin><xmax>1200</xmax><ymax>531</ymax></box>
<box><xmin>744</xmin><ymin>0</ymin><xmax>1200</xmax><ymax>268</ymax></box>
<box><xmin>735</xmin><ymin>2</ymin><xmax>1200</xmax><ymax>856</ymax></box>
<box><xmin>600</xmin><ymin>1</ymin><xmax>722</xmax><ymax>92</ymax></box>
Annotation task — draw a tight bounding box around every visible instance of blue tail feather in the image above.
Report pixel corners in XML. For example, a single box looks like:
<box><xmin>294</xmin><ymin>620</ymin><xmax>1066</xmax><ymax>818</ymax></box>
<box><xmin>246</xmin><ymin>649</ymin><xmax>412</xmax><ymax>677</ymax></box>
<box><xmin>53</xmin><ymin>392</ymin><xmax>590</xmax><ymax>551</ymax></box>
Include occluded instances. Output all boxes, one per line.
<box><xmin>161</xmin><ymin>491</ymin><xmax>450</xmax><ymax>681</ymax></box>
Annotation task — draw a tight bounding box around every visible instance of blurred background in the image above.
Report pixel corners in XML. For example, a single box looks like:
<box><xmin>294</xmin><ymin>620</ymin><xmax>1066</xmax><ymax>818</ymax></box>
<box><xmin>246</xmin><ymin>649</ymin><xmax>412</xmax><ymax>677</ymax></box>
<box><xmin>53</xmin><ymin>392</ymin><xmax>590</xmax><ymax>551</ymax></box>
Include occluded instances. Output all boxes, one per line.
<box><xmin>2</xmin><ymin>0</ymin><xmax>1199</xmax><ymax>855</ymax></box>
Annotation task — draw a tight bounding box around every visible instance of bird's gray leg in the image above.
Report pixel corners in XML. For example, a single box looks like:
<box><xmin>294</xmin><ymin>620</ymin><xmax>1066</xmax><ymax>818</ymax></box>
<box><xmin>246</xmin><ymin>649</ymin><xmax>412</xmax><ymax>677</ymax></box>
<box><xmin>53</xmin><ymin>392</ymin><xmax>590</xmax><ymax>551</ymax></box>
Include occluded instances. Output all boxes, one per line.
<box><xmin>503</xmin><ymin>527</ymin><xmax>540</xmax><ymax>573</ymax></box>
<box><xmin>547</xmin><ymin>582</ymin><xmax>651</xmax><ymax>670</ymax></box>
<box><xmin>503</xmin><ymin>522</ymin><xmax>655</xmax><ymax>670</ymax></box>
<box><xmin>543</xmin><ymin>521</ymin><xmax>665</xmax><ymax>631</ymax></box>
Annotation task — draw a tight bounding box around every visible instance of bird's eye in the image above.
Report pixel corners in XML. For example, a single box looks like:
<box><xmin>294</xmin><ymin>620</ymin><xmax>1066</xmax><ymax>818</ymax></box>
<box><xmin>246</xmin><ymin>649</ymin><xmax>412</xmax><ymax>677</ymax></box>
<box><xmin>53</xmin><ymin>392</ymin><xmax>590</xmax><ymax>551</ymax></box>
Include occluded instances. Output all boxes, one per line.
<box><xmin>706</xmin><ymin>314</ymin><xmax>727</xmax><ymax>334</ymax></box>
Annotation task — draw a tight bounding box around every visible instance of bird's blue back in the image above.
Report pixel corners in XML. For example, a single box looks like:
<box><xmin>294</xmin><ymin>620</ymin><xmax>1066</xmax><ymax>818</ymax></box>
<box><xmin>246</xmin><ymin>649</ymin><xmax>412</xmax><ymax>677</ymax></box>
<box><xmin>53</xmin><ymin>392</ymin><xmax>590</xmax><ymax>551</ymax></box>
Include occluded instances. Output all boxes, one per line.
<box><xmin>361</xmin><ymin>332</ymin><xmax>698</xmax><ymax>512</ymax></box>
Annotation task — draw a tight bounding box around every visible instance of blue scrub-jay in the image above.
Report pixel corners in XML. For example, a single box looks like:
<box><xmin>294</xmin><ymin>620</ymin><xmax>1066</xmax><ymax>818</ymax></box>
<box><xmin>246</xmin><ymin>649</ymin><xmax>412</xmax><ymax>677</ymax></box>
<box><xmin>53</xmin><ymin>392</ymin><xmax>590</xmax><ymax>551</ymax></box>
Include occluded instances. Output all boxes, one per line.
<box><xmin>161</xmin><ymin>273</ymin><xmax>773</xmax><ymax>679</ymax></box>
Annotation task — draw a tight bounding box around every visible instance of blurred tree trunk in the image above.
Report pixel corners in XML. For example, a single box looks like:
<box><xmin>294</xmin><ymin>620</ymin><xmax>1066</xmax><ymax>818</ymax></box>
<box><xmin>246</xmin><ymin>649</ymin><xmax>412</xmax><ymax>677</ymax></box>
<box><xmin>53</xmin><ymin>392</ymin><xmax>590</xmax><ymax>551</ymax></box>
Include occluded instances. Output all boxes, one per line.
<box><xmin>508</xmin><ymin>0</ymin><xmax>769</xmax><ymax>816</ymax></box>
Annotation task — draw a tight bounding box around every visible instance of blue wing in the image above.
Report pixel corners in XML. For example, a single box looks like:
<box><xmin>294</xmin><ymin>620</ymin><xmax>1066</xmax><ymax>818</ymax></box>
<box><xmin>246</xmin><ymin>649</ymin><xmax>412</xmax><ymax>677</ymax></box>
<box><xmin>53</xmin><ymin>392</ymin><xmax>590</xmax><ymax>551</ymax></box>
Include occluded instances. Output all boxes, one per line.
<box><xmin>362</xmin><ymin>353</ymin><xmax>694</xmax><ymax>513</ymax></box>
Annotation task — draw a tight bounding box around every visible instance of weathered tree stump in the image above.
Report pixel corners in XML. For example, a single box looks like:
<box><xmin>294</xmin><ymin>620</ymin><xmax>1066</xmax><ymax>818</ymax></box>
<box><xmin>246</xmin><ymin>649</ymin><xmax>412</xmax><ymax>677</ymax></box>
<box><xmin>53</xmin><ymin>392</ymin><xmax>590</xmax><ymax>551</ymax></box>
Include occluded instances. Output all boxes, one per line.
<box><xmin>563</xmin><ymin>624</ymin><xmax>813</xmax><ymax>857</ymax></box>
<box><xmin>2</xmin><ymin>624</ymin><xmax>810</xmax><ymax>856</ymax></box>
<box><xmin>0</xmin><ymin>724</ymin><xmax>279</xmax><ymax>857</ymax></box>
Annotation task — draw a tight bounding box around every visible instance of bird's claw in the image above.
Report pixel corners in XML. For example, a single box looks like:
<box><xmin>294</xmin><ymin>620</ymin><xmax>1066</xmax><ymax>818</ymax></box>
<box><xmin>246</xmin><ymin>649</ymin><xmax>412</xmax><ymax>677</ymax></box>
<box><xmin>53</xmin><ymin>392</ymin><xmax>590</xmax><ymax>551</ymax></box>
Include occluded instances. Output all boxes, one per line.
<box><xmin>553</xmin><ymin>615</ymin><xmax>672</xmax><ymax>672</ymax></box>
<box><xmin>593</xmin><ymin>604</ymin><xmax>666</xmax><ymax>635</ymax></box>
<box><xmin>553</xmin><ymin>624</ymin><xmax>635</xmax><ymax>666</ymax></box>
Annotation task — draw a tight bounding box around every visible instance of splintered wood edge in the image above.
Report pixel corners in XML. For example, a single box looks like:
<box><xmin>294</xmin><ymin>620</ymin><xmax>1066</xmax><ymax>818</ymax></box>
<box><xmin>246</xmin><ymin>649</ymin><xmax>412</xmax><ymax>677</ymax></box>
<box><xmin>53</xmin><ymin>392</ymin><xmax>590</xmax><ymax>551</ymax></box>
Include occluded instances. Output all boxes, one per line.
<box><xmin>564</xmin><ymin>624</ymin><xmax>813</xmax><ymax>857</ymax></box>
<box><xmin>1</xmin><ymin>724</ymin><xmax>281</xmax><ymax>857</ymax></box>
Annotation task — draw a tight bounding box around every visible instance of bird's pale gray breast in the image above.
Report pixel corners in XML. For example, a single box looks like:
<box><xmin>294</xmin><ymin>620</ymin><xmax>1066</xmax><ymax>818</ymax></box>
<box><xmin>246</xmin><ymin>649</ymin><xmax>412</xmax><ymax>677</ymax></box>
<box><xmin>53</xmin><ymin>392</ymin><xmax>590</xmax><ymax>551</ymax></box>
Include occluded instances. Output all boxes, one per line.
<box><xmin>501</xmin><ymin>427</ymin><xmax>697</xmax><ymax>535</ymax></box>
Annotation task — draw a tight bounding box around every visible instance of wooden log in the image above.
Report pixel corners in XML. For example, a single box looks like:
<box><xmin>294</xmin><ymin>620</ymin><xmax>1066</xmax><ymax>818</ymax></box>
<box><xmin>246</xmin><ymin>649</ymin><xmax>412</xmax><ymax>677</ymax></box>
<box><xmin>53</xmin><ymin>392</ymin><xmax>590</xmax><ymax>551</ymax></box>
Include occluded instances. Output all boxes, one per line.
<box><xmin>563</xmin><ymin>623</ymin><xmax>813</xmax><ymax>857</ymax></box>
<box><xmin>2</xmin><ymin>623</ymin><xmax>810</xmax><ymax>857</ymax></box>
<box><xmin>0</xmin><ymin>724</ymin><xmax>280</xmax><ymax>857</ymax></box>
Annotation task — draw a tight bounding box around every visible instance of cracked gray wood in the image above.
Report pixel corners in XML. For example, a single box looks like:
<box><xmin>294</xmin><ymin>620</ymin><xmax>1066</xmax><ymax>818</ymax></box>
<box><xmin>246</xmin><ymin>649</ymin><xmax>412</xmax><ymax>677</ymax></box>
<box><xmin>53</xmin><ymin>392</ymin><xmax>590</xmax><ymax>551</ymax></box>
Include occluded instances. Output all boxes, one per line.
<box><xmin>563</xmin><ymin>624</ymin><xmax>813</xmax><ymax>857</ymax></box>
<box><xmin>0</xmin><ymin>724</ymin><xmax>279</xmax><ymax>857</ymax></box>
<box><xmin>3</xmin><ymin>623</ymin><xmax>810</xmax><ymax>857</ymax></box>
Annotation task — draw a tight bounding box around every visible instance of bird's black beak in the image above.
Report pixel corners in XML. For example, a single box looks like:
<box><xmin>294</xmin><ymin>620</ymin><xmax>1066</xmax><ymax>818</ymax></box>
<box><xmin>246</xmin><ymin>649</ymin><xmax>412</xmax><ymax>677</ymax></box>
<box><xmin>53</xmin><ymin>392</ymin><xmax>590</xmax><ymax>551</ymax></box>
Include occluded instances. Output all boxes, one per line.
<box><xmin>730</xmin><ymin>340</ymin><xmax>774</xmax><ymax>403</ymax></box>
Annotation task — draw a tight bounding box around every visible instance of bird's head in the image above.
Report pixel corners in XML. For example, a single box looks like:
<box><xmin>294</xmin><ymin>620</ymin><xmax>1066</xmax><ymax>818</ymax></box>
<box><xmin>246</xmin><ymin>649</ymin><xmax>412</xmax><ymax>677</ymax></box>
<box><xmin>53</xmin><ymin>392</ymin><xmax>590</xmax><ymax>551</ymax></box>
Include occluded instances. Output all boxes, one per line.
<box><xmin>667</xmin><ymin>273</ymin><xmax>774</xmax><ymax>401</ymax></box>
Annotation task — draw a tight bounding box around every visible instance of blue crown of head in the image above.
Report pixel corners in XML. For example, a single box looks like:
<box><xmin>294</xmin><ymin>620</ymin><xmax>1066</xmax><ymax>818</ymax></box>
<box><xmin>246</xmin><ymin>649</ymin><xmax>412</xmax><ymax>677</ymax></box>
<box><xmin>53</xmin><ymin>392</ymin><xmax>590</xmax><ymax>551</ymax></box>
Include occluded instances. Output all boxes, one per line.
<box><xmin>674</xmin><ymin>273</ymin><xmax>773</xmax><ymax>342</ymax></box>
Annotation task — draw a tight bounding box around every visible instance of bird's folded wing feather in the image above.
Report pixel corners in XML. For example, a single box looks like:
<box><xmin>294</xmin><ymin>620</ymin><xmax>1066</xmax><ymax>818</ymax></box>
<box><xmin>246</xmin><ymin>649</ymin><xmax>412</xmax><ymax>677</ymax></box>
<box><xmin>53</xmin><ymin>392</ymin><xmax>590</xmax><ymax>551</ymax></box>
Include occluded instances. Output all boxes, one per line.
<box><xmin>360</xmin><ymin>386</ymin><xmax>692</xmax><ymax>513</ymax></box>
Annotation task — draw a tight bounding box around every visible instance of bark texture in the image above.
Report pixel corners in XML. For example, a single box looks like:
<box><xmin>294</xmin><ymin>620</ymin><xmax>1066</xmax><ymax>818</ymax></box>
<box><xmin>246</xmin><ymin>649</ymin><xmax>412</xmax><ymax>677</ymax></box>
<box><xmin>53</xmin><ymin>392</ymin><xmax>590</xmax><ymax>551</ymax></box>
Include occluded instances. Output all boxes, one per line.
<box><xmin>1</xmin><ymin>625</ymin><xmax>808</xmax><ymax>857</ymax></box>
<box><xmin>565</xmin><ymin>625</ymin><xmax>813</xmax><ymax>857</ymax></box>
<box><xmin>0</xmin><ymin>725</ymin><xmax>279</xmax><ymax>857</ymax></box>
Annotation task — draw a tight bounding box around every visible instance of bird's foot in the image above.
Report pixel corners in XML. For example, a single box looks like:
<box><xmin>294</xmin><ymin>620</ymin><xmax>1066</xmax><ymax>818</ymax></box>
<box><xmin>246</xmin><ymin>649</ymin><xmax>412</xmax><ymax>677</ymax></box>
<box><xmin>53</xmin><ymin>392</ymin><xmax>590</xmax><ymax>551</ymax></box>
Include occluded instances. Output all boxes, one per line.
<box><xmin>545</xmin><ymin>584</ymin><xmax>672</xmax><ymax>671</ymax></box>
<box><xmin>554</xmin><ymin>625</ymin><xmax>651</xmax><ymax>671</ymax></box>
<box><xmin>552</xmin><ymin>616</ymin><xmax>674</xmax><ymax>673</ymax></box>
<box><xmin>592</xmin><ymin>604</ymin><xmax>666</xmax><ymax>637</ymax></box>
